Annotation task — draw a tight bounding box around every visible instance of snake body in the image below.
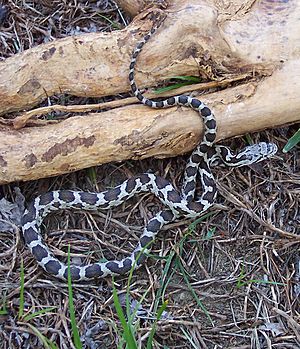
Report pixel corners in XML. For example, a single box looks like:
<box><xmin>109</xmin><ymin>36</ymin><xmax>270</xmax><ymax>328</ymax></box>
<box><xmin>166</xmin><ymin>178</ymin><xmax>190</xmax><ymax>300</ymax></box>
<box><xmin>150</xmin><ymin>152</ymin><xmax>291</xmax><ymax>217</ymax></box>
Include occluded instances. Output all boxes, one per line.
<box><xmin>22</xmin><ymin>17</ymin><xmax>277</xmax><ymax>281</ymax></box>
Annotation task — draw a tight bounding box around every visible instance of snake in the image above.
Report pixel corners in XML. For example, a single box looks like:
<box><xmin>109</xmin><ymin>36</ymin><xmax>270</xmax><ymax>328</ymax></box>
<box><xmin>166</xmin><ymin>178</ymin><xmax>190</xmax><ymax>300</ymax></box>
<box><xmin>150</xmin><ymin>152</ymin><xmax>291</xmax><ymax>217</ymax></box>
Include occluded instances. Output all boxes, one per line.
<box><xmin>21</xmin><ymin>15</ymin><xmax>278</xmax><ymax>281</ymax></box>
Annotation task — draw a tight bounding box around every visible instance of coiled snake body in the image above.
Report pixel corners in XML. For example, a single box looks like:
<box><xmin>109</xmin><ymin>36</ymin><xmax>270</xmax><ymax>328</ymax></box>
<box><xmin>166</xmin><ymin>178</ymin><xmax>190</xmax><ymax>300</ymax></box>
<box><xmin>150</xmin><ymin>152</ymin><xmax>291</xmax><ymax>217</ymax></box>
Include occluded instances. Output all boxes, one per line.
<box><xmin>22</xmin><ymin>17</ymin><xmax>277</xmax><ymax>281</ymax></box>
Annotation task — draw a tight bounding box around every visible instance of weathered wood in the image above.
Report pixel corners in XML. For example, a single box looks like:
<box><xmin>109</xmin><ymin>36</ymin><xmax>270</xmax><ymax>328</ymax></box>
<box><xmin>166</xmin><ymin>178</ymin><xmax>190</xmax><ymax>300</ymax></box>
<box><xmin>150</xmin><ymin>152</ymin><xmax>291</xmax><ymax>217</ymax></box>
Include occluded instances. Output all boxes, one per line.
<box><xmin>1</xmin><ymin>0</ymin><xmax>300</xmax><ymax>184</ymax></box>
<box><xmin>115</xmin><ymin>0</ymin><xmax>150</xmax><ymax>17</ymax></box>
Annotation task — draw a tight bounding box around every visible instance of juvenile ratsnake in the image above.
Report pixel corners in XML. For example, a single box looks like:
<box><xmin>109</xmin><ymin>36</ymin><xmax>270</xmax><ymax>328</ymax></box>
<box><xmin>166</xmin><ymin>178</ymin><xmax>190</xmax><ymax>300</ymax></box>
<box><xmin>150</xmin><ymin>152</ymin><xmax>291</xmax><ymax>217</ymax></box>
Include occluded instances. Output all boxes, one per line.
<box><xmin>22</xmin><ymin>15</ymin><xmax>277</xmax><ymax>281</ymax></box>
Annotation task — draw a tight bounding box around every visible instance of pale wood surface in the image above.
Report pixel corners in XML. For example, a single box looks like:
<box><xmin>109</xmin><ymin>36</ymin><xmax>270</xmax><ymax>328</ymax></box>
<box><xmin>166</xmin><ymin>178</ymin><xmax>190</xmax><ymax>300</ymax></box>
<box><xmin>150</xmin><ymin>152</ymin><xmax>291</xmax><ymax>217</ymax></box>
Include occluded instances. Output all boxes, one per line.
<box><xmin>1</xmin><ymin>0</ymin><xmax>299</xmax><ymax>184</ymax></box>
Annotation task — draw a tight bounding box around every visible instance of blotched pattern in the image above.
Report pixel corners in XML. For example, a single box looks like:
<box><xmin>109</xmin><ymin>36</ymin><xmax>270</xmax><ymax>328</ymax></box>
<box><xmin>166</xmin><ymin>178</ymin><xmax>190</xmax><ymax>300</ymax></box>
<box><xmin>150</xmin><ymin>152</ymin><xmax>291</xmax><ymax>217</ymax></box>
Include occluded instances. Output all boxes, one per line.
<box><xmin>22</xmin><ymin>15</ymin><xmax>278</xmax><ymax>281</ymax></box>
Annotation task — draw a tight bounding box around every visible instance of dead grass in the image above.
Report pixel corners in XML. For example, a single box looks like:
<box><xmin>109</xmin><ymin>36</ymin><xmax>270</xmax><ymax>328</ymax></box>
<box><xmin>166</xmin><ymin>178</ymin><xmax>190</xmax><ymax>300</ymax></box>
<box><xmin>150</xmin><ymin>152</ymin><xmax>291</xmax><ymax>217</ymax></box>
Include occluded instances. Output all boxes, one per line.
<box><xmin>0</xmin><ymin>1</ymin><xmax>299</xmax><ymax>348</ymax></box>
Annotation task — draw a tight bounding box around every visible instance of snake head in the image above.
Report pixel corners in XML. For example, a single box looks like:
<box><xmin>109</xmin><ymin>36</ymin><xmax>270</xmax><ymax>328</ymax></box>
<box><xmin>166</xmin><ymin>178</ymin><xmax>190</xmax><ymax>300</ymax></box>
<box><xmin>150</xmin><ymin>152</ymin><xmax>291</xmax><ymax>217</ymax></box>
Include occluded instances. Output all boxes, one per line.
<box><xmin>238</xmin><ymin>142</ymin><xmax>278</xmax><ymax>164</ymax></box>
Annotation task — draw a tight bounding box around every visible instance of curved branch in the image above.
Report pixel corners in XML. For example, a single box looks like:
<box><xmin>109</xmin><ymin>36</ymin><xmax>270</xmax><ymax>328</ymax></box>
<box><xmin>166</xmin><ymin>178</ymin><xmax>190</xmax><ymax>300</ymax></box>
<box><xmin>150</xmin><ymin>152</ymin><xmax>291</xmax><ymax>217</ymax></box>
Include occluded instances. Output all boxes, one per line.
<box><xmin>1</xmin><ymin>0</ymin><xmax>300</xmax><ymax>184</ymax></box>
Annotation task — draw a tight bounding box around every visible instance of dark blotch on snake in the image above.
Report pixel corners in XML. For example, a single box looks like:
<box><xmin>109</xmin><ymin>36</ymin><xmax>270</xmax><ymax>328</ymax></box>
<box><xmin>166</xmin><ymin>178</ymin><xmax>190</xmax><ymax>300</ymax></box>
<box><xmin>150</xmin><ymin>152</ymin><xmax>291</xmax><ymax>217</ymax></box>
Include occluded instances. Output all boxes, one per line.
<box><xmin>191</xmin><ymin>153</ymin><xmax>201</xmax><ymax>163</ymax></box>
<box><xmin>144</xmin><ymin>34</ymin><xmax>150</xmax><ymax>41</ymax></box>
<box><xmin>85</xmin><ymin>264</ymin><xmax>104</xmax><ymax>278</ymax></box>
<box><xmin>63</xmin><ymin>266</ymin><xmax>81</xmax><ymax>281</ymax></box>
<box><xmin>104</xmin><ymin>187</ymin><xmax>121</xmax><ymax>202</ymax></box>
<box><xmin>145</xmin><ymin>99</ymin><xmax>153</xmax><ymax>107</ymax></box>
<box><xmin>191</xmin><ymin>99</ymin><xmax>201</xmax><ymax>109</ymax></box>
<box><xmin>59</xmin><ymin>191</ymin><xmax>75</xmax><ymax>203</ymax></box>
<box><xmin>183</xmin><ymin>181</ymin><xmax>195</xmax><ymax>195</ymax></box>
<box><xmin>129</xmin><ymin>71</ymin><xmax>134</xmax><ymax>81</ymax></box>
<box><xmin>185</xmin><ymin>165</ymin><xmax>198</xmax><ymax>177</ymax></box>
<box><xmin>205</xmin><ymin>118</ymin><xmax>216</xmax><ymax>130</ymax></box>
<box><xmin>199</xmin><ymin>144</ymin><xmax>210</xmax><ymax>154</ymax></box>
<box><xmin>22</xmin><ymin>204</ymin><xmax>37</xmax><ymax>225</ymax></box>
<box><xmin>201</xmin><ymin>107</ymin><xmax>211</xmax><ymax>117</ymax></box>
<box><xmin>167</xmin><ymin>190</ymin><xmax>181</xmax><ymax>203</ymax></box>
<box><xmin>202</xmin><ymin>173</ymin><xmax>213</xmax><ymax>187</ymax></box>
<box><xmin>200</xmin><ymin>161</ymin><xmax>210</xmax><ymax>172</ymax></box>
<box><xmin>79</xmin><ymin>192</ymin><xmax>98</xmax><ymax>205</ymax></box>
<box><xmin>140</xmin><ymin>235</ymin><xmax>153</xmax><ymax>248</ymax></box>
<box><xmin>136</xmin><ymin>92</ymin><xmax>143</xmax><ymax>101</ymax></box>
<box><xmin>136</xmin><ymin>42</ymin><xmax>144</xmax><ymax>50</ymax></box>
<box><xmin>44</xmin><ymin>260</ymin><xmax>61</xmax><ymax>275</ymax></box>
<box><xmin>32</xmin><ymin>244</ymin><xmax>48</xmax><ymax>261</ymax></box>
<box><xmin>125</xmin><ymin>178</ymin><xmax>137</xmax><ymax>192</ymax></box>
<box><xmin>167</xmin><ymin>97</ymin><xmax>175</xmax><ymax>105</ymax></box>
<box><xmin>178</xmin><ymin>95</ymin><xmax>188</xmax><ymax>104</ymax></box>
<box><xmin>132</xmin><ymin>51</ymin><xmax>139</xmax><ymax>59</ymax></box>
<box><xmin>205</xmin><ymin>132</ymin><xmax>216</xmax><ymax>143</ymax></box>
<box><xmin>202</xmin><ymin>190</ymin><xmax>216</xmax><ymax>202</ymax></box>
<box><xmin>219</xmin><ymin>147</ymin><xmax>228</xmax><ymax>158</ymax></box>
<box><xmin>188</xmin><ymin>201</ymin><xmax>205</xmax><ymax>213</ymax></box>
<box><xmin>122</xmin><ymin>258</ymin><xmax>133</xmax><ymax>272</ymax></box>
<box><xmin>161</xmin><ymin>210</ymin><xmax>175</xmax><ymax>221</ymax></box>
<box><xmin>131</xmin><ymin>83</ymin><xmax>137</xmax><ymax>93</ymax></box>
<box><xmin>155</xmin><ymin>176</ymin><xmax>169</xmax><ymax>189</ymax></box>
<box><xmin>139</xmin><ymin>174</ymin><xmax>151</xmax><ymax>185</ymax></box>
<box><xmin>129</xmin><ymin>61</ymin><xmax>135</xmax><ymax>70</ymax></box>
<box><xmin>134</xmin><ymin>251</ymin><xmax>147</xmax><ymax>265</ymax></box>
<box><xmin>105</xmin><ymin>261</ymin><xmax>128</xmax><ymax>274</ymax></box>
<box><xmin>147</xmin><ymin>218</ymin><xmax>161</xmax><ymax>233</ymax></box>
<box><xmin>39</xmin><ymin>192</ymin><xmax>55</xmax><ymax>206</ymax></box>
<box><xmin>23</xmin><ymin>226</ymin><xmax>39</xmax><ymax>244</ymax></box>
<box><xmin>105</xmin><ymin>261</ymin><xmax>119</xmax><ymax>273</ymax></box>
<box><xmin>154</xmin><ymin>101</ymin><xmax>164</xmax><ymax>108</ymax></box>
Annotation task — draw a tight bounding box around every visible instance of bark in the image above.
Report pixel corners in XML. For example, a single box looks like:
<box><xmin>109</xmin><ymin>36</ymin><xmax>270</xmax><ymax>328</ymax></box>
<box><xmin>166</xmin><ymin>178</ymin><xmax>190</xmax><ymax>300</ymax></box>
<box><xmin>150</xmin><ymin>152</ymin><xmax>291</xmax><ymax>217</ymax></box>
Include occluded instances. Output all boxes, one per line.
<box><xmin>115</xmin><ymin>0</ymin><xmax>156</xmax><ymax>17</ymax></box>
<box><xmin>0</xmin><ymin>0</ymin><xmax>299</xmax><ymax>184</ymax></box>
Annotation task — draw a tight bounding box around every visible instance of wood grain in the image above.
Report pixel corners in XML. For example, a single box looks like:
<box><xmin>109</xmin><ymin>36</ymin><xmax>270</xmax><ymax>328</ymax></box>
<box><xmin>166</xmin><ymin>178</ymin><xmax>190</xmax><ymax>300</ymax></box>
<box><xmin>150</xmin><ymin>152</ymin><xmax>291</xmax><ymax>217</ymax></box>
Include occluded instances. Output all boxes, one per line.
<box><xmin>1</xmin><ymin>0</ymin><xmax>299</xmax><ymax>184</ymax></box>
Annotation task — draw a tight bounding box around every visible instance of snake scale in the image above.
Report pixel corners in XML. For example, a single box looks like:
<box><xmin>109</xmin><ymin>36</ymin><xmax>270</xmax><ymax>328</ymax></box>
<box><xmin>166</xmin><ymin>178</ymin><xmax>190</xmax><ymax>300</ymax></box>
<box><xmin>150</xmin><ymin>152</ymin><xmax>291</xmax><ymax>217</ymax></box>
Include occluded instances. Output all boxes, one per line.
<box><xmin>22</xmin><ymin>15</ymin><xmax>278</xmax><ymax>281</ymax></box>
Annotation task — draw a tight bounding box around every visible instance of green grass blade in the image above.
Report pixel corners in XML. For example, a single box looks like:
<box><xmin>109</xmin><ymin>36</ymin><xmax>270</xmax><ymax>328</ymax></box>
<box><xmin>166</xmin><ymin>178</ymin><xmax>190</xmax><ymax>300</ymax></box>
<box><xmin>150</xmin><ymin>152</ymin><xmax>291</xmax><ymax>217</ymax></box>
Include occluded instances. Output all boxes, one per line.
<box><xmin>203</xmin><ymin>227</ymin><xmax>216</xmax><ymax>240</ymax></box>
<box><xmin>0</xmin><ymin>307</ymin><xmax>8</xmax><ymax>315</ymax></box>
<box><xmin>112</xmin><ymin>277</ymin><xmax>137</xmax><ymax>349</ymax></box>
<box><xmin>146</xmin><ymin>300</ymin><xmax>168</xmax><ymax>349</ymax></box>
<box><xmin>67</xmin><ymin>245</ymin><xmax>83</xmax><ymax>349</ymax></box>
<box><xmin>26</xmin><ymin>323</ymin><xmax>59</xmax><ymax>349</ymax></box>
<box><xmin>159</xmin><ymin>252</ymin><xmax>176</xmax><ymax>299</ymax></box>
<box><xmin>18</xmin><ymin>258</ymin><xmax>25</xmax><ymax>319</ymax></box>
<box><xmin>97</xmin><ymin>14</ymin><xmax>121</xmax><ymax>29</ymax></box>
<box><xmin>123</xmin><ymin>243</ymin><xmax>154</xmax><ymax>341</ymax></box>
<box><xmin>86</xmin><ymin>167</ymin><xmax>97</xmax><ymax>185</ymax></box>
<box><xmin>154</xmin><ymin>76</ymin><xmax>202</xmax><ymax>94</ymax></box>
<box><xmin>238</xmin><ymin>279</ymin><xmax>285</xmax><ymax>287</ymax></box>
<box><xmin>116</xmin><ymin>241</ymin><xmax>156</xmax><ymax>347</ymax></box>
<box><xmin>236</xmin><ymin>263</ymin><xmax>285</xmax><ymax>288</ymax></box>
<box><xmin>236</xmin><ymin>263</ymin><xmax>246</xmax><ymax>288</ymax></box>
<box><xmin>153</xmin><ymin>251</ymin><xmax>176</xmax><ymax>314</ymax></box>
<box><xmin>175</xmin><ymin>222</ymin><xmax>214</xmax><ymax>324</ymax></box>
<box><xmin>154</xmin><ymin>82</ymin><xmax>194</xmax><ymax>94</ymax></box>
<box><xmin>244</xmin><ymin>133</ymin><xmax>254</xmax><ymax>145</ymax></box>
<box><xmin>177</xmin><ymin>259</ymin><xmax>212</xmax><ymax>324</ymax></box>
<box><xmin>0</xmin><ymin>296</ymin><xmax>8</xmax><ymax>315</ymax></box>
<box><xmin>187</xmin><ymin>212</ymin><xmax>215</xmax><ymax>234</ymax></box>
<box><xmin>23</xmin><ymin>307</ymin><xmax>57</xmax><ymax>321</ymax></box>
<box><xmin>283</xmin><ymin>128</ymin><xmax>300</xmax><ymax>153</ymax></box>
<box><xmin>154</xmin><ymin>214</ymin><xmax>214</xmax><ymax>314</ymax></box>
<box><xmin>180</xmin><ymin>326</ymin><xmax>199</xmax><ymax>349</ymax></box>
<box><xmin>43</xmin><ymin>337</ymin><xmax>59</xmax><ymax>349</ymax></box>
<box><xmin>170</xmin><ymin>76</ymin><xmax>201</xmax><ymax>82</ymax></box>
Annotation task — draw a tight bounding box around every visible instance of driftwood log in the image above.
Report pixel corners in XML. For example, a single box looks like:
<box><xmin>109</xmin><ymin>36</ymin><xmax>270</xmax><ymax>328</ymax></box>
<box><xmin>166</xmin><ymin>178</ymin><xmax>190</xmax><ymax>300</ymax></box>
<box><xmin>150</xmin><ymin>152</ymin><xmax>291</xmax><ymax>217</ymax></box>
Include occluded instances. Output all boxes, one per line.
<box><xmin>1</xmin><ymin>0</ymin><xmax>299</xmax><ymax>184</ymax></box>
